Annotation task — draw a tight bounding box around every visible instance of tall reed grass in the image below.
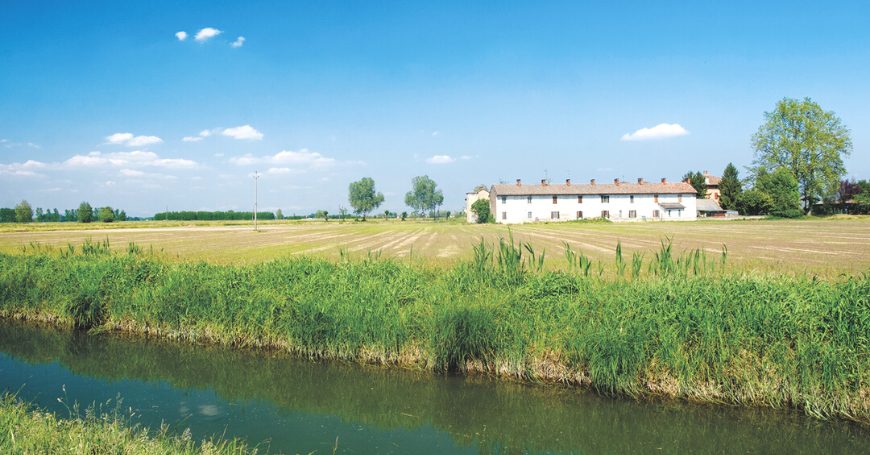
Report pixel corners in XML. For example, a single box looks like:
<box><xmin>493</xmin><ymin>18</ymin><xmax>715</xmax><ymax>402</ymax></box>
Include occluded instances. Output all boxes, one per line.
<box><xmin>0</xmin><ymin>237</ymin><xmax>867</xmax><ymax>424</ymax></box>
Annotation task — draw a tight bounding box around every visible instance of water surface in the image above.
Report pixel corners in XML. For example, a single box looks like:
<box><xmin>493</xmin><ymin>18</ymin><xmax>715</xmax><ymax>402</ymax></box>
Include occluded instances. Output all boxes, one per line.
<box><xmin>0</xmin><ymin>320</ymin><xmax>866</xmax><ymax>454</ymax></box>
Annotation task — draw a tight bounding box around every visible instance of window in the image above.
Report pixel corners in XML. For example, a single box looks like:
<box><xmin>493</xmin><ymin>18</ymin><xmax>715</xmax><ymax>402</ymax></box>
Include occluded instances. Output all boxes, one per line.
<box><xmin>551</xmin><ymin>211</ymin><xmax>560</xmax><ymax>220</ymax></box>
<box><xmin>502</xmin><ymin>211</ymin><xmax>507</xmax><ymax>220</ymax></box>
<box><xmin>527</xmin><ymin>211</ymin><xmax>532</xmax><ymax>219</ymax></box>
<box><xmin>577</xmin><ymin>195</ymin><xmax>583</xmax><ymax>203</ymax></box>
<box><xmin>601</xmin><ymin>195</ymin><xmax>610</xmax><ymax>203</ymax></box>
<box><xmin>527</xmin><ymin>196</ymin><xmax>532</xmax><ymax>204</ymax></box>
<box><xmin>601</xmin><ymin>210</ymin><xmax>610</xmax><ymax>219</ymax></box>
<box><xmin>629</xmin><ymin>210</ymin><xmax>637</xmax><ymax>219</ymax></box>
<box><xmin>576</xmin><ymin>211</ymin><xmax>583</xmax><ymax>219</ymax></box>
<box><xmin>654</xmin><ymin>194</ymin><xmax>659</xmax><ymax>203</ymax></box>
<box><xmin>501</xmin><ymin>196</ymin><xmax>507</xmax><ymax>204</ymax></box>
<box><xmin>653</xmin><ymin>210</ymin><xmax>660</xmax><ymax>218</ymax></box>
<box><xmin>630</xmin><ymin>195</ymin><xmax>635</xmax><ymax>204</ymax></box>
<box><xmin>552</xmin><ymin>195</ymin><xmax>558</xmax><ymax>204</ymax></box>
<box><xmin>678</xmin><ymin>195</ymin><xmax>683</xmax><ymax>203</ymax></box>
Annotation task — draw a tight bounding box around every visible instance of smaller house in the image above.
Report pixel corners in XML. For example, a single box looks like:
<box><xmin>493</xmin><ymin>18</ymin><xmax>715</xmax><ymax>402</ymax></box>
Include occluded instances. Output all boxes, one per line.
<box><xmin>703</xmin><ymin>171</ymin><xmax>721</xmax><ymax>202</ymax></box>
<box><xmin>465</xmin><ymin>186</ymin><xmax>490</xmax><ymax>223</ymax></box>
<box><xmin>697</xmin><ymin>198</ymin><xmax>726</xmax><ymax>217</ymax></box>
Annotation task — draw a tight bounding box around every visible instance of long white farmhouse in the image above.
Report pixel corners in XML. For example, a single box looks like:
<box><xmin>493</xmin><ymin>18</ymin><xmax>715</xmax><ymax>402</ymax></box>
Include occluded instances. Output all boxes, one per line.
<box><xmin>489</xmin><ymin>178</ymin><xmax>698</xmax><ymax>223</ymax></box>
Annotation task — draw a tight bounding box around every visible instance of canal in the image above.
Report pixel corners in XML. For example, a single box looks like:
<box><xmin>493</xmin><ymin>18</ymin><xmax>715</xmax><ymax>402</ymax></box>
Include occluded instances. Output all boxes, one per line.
<box><xmin>0</xmin><ymin>320</ymin><xmax>866</xmax><ymax>454</ymax></box>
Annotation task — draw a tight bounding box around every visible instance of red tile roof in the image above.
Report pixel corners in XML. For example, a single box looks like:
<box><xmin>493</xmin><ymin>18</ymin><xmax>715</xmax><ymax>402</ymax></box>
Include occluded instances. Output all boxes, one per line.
<box><xmin>491</xmin><ymin>181</ymin><xmax>697</xmax><ymax>195</ymax></box>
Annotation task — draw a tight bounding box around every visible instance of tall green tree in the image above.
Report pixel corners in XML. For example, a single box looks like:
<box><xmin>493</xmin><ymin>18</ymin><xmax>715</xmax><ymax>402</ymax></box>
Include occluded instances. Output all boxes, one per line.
<box><xmin>718</xmin><ymin>163</ymin><xmax>742</xmax><ymax>210</ymax></box>
<box><xmin>755</xmin><ymin>167</ymin><xmax>802</xmax><ymax>217</ymax></box>
<box><xmin>682</xmin><ymin>171</ymin><xmax>707</xmax><ymax>198</ymax></box>
<box><xmin>15</xmin><ymin>200</ymin><xmax>33</xmax><ymax>223</ymax></box>
<box><xmin>78</xmin><ymin>202</ymin><xmax>94</xmax><ymax>223</ymax></box>
<box><xmin>404</xmin><ymin>175</ymin><xmax>444</xmax><ymax>217</ymax></box>
<box><xmin>348</xmin><ymin>177</ymin><xmax>384</xmax><ymax>220</ymax></box>
<box><xmin>751</xmin><ymin>97</ymin><xmax>852</xmax><ymax>213</ymax></box>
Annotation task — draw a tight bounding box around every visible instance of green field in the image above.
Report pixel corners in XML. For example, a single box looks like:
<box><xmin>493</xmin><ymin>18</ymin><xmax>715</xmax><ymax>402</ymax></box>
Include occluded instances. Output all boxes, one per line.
<box><xmin>1</xmin><ymin>217</ymin><xmax>869</xmax><ymax>274</ymax></box>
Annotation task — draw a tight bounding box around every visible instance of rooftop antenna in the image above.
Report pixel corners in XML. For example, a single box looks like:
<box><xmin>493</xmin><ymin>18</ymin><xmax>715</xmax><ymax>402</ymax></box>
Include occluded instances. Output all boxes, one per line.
<box><xmin>544</xmin><ymin>169</ymin><xmax>549</xmax><ymax>183</ymax></box>
<box><xmin>253</xmin><ymin>170</ymin><xmax>260</xmax><ymax>231</ymax></box>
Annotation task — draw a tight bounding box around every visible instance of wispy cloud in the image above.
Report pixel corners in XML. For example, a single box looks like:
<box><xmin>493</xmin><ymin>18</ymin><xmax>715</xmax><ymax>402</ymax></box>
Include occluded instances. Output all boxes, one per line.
<box><xmin>182</xmin><ymin>129</ymin><xmax>214</xmax><ymax>142</ymax></box>
<box><xmin>106</xmin><ymin>132</ymin><xmax>163</xmax><ymax>147</ymax></box>
<box><xmin>221</xmin><ymin>124</ymin><xmax>263</xmax><ymax>140</ymax></box>
<box><xmin>426</xmin><ymin>154</ymin><xmax>455</xmax><ymax>164</ymax></box>
<box><xmin>620</xmin><ymin>123</ymin><xmax>689</xmax><ymax>142</ymax></box>
<box><xmin>230</xmin><ymin>149</ymin><xmax>338</xmax><ymax>170</ymax></box>
<box><xmin>0</xmin><ymin>160</ymin><xmax>46</xmax><ymax>177</ymax></box>
<box><xmin>194</xmin><ymin>27</ymin><xmax>222</xmax><ymax>42</ymax></box>
<box><xmin>1</xmin><ymin>138</ymin><xmax>40</xmax><ymax>149</ymax></box>
<box><xmin>231</xmin><ymin>36</ymin><xmax>246</xmax><ymax>48</ymax></box>
<box><xmin>64</xmin><ymin>151</ymin><xmax>196</xmax><ymax>169</ymax></box>
<box><xmin>175</xmin><ymin>31</ymin><xmax>188</xmax><ymax>41</ymax></box>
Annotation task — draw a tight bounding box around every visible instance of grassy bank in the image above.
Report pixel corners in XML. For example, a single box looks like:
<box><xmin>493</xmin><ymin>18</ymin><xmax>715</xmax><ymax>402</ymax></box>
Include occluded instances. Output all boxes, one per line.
<box><xmin>0</xmin><ymin>238</ymin><xmax>867</xmax><ymax>424</ymax></box>
<box><xmin>0</xmin><ymin>395</ymin><xmax>252</xmax><ymax>454</ymax></box>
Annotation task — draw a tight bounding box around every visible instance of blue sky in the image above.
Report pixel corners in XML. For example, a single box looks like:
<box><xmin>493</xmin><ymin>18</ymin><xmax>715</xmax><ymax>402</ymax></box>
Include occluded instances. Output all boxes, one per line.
<box><xmin>1</xmin><ymin>1</ymin><xmax>868</xmax><ymax>216</ymax></box>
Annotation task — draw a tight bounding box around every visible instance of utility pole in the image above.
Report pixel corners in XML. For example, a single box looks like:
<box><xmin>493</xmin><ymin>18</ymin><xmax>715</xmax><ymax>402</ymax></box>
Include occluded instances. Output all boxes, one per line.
<box><xmin>253</xmin><ymin>170</ymin><xmax>260</xmax><ymax>231</ymax></box>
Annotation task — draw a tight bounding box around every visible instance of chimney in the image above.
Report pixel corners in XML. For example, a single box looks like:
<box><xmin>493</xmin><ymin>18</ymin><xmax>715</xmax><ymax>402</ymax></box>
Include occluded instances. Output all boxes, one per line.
<box><xmin>565</xmin><ymin>178</ymin><xmax>571</xmax><ymax>186</ymax></box>
<box><xmin>516</xmin><ymin>178</ymin><xmax>522</xmax><ymax>186</ymax></box>
<box><xmin>637</xmin><ymin>178</ymin><xmax>644</xmax><ymax>185</ymax></box>
<box><xmin>590</xmin><ymin>178</ymin><xmax>596</xmax><ymax>185</ymax></box>
<box><xmin>541</xmin><ymin>179</ymin><xmax>548</xmax><ymax>186</ymax></box>
<box><xmin>704</xmin><ymin>170</ymin><xmax>709</xmax><ymax>176</ymax></box>
<box><xmin>661</xmin><ymin>177</ymin><xmax>667</xmax><ymax>184</ymax></box>
<box><xmin>613</xmin><ymin>178</ymin><xmax>620</xmax><ymax>185</ymax></box>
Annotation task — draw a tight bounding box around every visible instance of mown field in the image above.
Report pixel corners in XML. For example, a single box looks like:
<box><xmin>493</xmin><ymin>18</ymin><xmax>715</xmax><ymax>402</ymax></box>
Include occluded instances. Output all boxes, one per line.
<box><xmin>1</xmin><ymin>217</ymin><xmax>869</xmax><ymax>274</ymax></box>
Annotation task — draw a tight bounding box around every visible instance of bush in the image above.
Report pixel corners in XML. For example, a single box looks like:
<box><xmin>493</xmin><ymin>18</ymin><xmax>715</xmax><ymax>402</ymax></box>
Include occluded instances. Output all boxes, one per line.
<box><xmin>470</xmin><ymin>199</ymin><xmax>491</xmax><ymax>224</ymax></box>
<box><xmin>735</xmin><ymin>190</ymin><xmax>773</xmax><ymax>215</ymax></box>
<box><xmin>770</xmin><ymin>208</ymin><xmax>804</xmax><ymax>218</ymax></box>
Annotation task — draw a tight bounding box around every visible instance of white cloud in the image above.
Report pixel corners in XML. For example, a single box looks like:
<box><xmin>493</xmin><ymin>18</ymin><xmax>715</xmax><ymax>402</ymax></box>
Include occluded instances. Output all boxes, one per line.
<box><xmin>231</xmin><ymin>36</ymin><xmax>245</xmax><ymax>48</ymax></box>
<box><xmin>120</xmin><ymin>168</ymin><xmax>177</xmax><ymax>180</ymax></box>
<box><xmin>64</xmin><ymin>151</ymin><xmax>196</xmax><ymax>169</ymax></box>
<box><xmin>119</xmin><ymin>169</ymin><xmax>145</xmax><ymax>177</ymax></box>
<box><xmin>426</xmin><ymin>155</ymin><xmax>455</xmax><ymax>164</ymax></box>
<box><xmin>175</xmin><ymin>31</ymin><xmax>188</xmax><ymax>41</ymax></box>
<box><xmin>0</xmin><ymin>159</ymin><xmax>46</xmax><ymax>177</ymax></box>
<box><xmin>194</xmin><ymin>27</ymin><xmax>222</xmax><ymax>42</ymax></box>
<box><xmin>431</xmin><ymin>131</ymin><xmax>440</xmax><ymax>137</ymax></box>
<box><xmin>272</xmin><ymin>150</ymin><xmax>335</xmax><ymax>167</ymax></box>
<box><xmin>106</xmin><ymin>132</ymin><xmax>134</xmax><ymax>144</ymax></box>
<box><xmin>221</xmin><ymin>124</ymin><xmax>263</xmax><ymax>140</ymax></box>
<box><xmin>182</xmin><ymin>129</ymin><xmax>213</xmax><ymax>142</ymax></box>
<box><xmin>127</xmin><ymin>135</ymin><xmax>163</xmax><ymax>147</ymax></box>
<box><xmin>230</xmin><ymin>149</ymin><xmax>338</xmax><ymax>169</ymax></box>
<box><xmin>106</xmin><ymin>132</ymin><xmax>163</xmax><ymax>147</ymax></box>
<box><xmin>620</xmin><ymin>123</ymin><xmax>689</xmax><ymax>142</ymax></box>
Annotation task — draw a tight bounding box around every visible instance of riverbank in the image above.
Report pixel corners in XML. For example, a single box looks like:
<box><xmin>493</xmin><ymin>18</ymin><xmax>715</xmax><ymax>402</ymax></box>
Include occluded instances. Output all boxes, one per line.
<box><xmin>0</xmin><ymin>395</ymin><xmax>252</xmax><ymax>454</ymax></box>
<box><xmin>0</xmin><ymin>239</ymin><xmax>867</xmax><ymax>424</ymax></box>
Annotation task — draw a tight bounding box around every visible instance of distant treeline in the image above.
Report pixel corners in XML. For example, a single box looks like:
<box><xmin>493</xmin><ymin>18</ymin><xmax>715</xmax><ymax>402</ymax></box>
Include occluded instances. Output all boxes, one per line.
<box><xmin>153</xmin><ymin>211</ymin><xmax>277</xmax><ymax>221</ymax></box>
<box><xmin>1</xmin><ymin>202</ymin><xmax>129</xmax><ymax>223</ymax></box>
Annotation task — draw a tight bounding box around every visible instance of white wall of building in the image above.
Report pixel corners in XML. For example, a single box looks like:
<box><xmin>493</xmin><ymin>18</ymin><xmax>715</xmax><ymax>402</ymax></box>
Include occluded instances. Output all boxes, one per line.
<box><xmin>465</xmin><ymin>189</ymin><xmax>490</xmax><ymax>223</ymax></box>
<box><xmin>493</xmin><ymin>193</ymin><xmax>697</xmax><ymax>224</ymax></box>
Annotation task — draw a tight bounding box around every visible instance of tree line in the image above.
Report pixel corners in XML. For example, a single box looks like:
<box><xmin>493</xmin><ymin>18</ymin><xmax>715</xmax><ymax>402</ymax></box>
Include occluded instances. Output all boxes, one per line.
<box><xmin>0</xmin><ymin>201</ymin><xmax>127</xmax><ymax>223</ymax></box>
<box><xmin>153</xmin><ymin>211</ymin><xmax>277</xmax><ymax>221</ymax></box>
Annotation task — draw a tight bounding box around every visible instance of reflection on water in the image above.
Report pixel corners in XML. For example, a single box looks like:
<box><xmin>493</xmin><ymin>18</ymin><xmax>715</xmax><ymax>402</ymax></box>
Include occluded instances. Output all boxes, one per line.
<box><xmin>0</xmin><ymin>320</ymin><xmax>867</xmax><ymax>454</ymax></box>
